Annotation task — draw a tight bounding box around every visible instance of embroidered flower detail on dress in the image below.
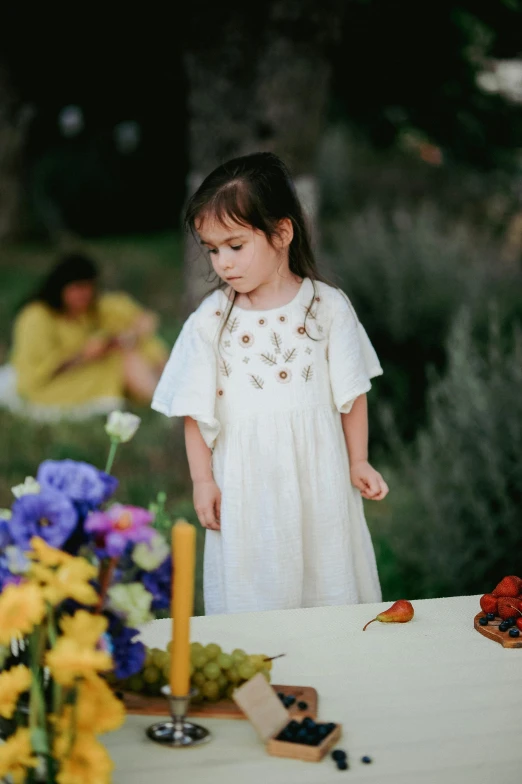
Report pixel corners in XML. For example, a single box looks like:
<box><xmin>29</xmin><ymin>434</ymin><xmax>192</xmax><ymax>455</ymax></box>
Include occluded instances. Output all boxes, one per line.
<box><xmin>219</xmin><ymin>359</ymin><xmax>232</xmax><ymax>377</ymax></box>
<box><xmin>238</xmin><ymin>332</ymin><xmax>254</xmax><ymax>348</ymax></box>
<box><xmin>278</xmin><ymin>314</ymin><xmax>288</xmax><ymax>324</ymax></box>
<box><xmin>249</xmin><ymin>374</ymin><xmax>264</xmax><ymax>389</ymax></box>
<box><xmin>314</xmin><ymin>296</ymin><xmax>321</xmax><ymax>302</ymax></box>
<box><xmin>215</xmin><ymin>310</ymin><xmax>222</xmax><ymax>317</ymax></box>
<box><xmin>276</xmin><ymin>368</ymin><xmax>292</xmax><ymax>384</ymax></box>
<box><xmin>295</xmin><ymin>325</ymin><xmax>308</xmax><ymax>339</ymax></box>
<box><xmin>270</xmin><ymin>331</ymin><xmax>283</xmax><ymax>353</ymax></box>
<box><xmin>224</xmin><ymin>340</ymin><xmax>231</xmax><ymax>348</ymax></box>
<box><xmin>227</xmin><ymin>317</ymin><xmax>240</xmax><ymax>334</ymax></box>
<box><xmin>305</xmin><ymin>347</ymin><xmax>312</xmax><ymax>355</ymax></box>
<box><xmin>258</xmin><ymin>317</ymin><xmax>268</xmax><ymax>327</ymax></box>
<box><xmin>217</xmin><ymin>388</ymin><xmax>224</xmax><ymax>397</ymax></box>
<box><xmin>260</xmin><ymin>352</ymin><xmax>278</xmax><ymax>366</ymax></box>
<box><xmin>304</xmin><ymin>305</ymin><xmax>317</xmax><ymax>320</ymax></box>
<box><xmin>283</xmin><ymin>348</ymin><xmax>297</xmax><ymax>363</ymax></box>
<box><xmin>243</xmin><ymin>357</ymin><xmax>250</xmax><ymax>364</ymax></box>
<box><xmin>302</xmin><ymin>365</ymin><xmax>314</xmax><ymax>382</ymax></box>
<box><xmin>317</xmin><ymin>324</ymin><xmax>324</xmax><ymax>333</ymax></box>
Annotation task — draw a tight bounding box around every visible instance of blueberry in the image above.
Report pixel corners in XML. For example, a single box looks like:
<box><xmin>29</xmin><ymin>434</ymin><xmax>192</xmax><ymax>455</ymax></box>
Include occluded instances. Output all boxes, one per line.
<box><xmin>332</xmin><ymin>749</ymin><xmax>347</xmax><ymax>761</ymax></box>
<box><xmin>486</xmin><ymin>612</ymin><xmax>496</xmax><ymax>621</ymax></box>
<box><xmin>278</xmin><ymin>729</ymin><xmax>293</xmax><ymax>742</ymax></box>
<box><xmin>283</xmin><ymin>695</ymin><xmax>296</xmax><ymax>707</ymax></box>
<box><xmin>337</xmin><ymin>760</ymin><xmax>349</xmax><ymax>770</ymax></box>
<box><xmin>277</xmin><ymin>692</ymin><xmax>285</xmax><ymax>701</ymax></box>
<box><xmin>361</xmin><ymin>755</ymin><xmax>372</xmax><ymax>764</ymax></box>
<box><xmin>287</xmin><ymin>720</ymin><xmax>300</xmax><ymax>732</ymax></box>
<box><xmin>302</xmin><ymin>717</ymin><xmax>316</xmax><ymax>730</ymax></box>
<box><xmin>296</xmin><ymin>727</ymin><xmax>308</xmax><ymax>742</ymax></box>
<box><xmin>506</xmin><ymin>617</ymin><xmax>516</xmax><ymax>627</ymax></box>
<box><xmin>326</xmin><ymin>723</ymin><xmax>336</xmax><ymax>734</ymax></box>
<box><xmin>318</xmin><ymin>725</ymin><xmax>330</xmax><ymax>739</ymax></box>
<box><xmin>509</xmin><ymin>627</ymin><xmax>520</xmax><ymax>638</ymax></box>
<box><xmin>479</xmin><ymin>616</ymin><xmax>488</xmax><ymax>626</ymax></box>
<box><xmin>499</xmin><ymin>622</ymin><xmax>509</xmax><ymax>632</ymax></box>
<box><xmin>297</xmin><ymin>700</ymin><xmax>308</xmax><ymax>710</ymax></box>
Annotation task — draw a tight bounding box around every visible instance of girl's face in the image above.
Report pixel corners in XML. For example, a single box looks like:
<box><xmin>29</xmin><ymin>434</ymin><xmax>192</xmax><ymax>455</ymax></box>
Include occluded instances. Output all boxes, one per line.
<box><xmin>62</xmin><ymin>280</ymin><xmax>96</xmax><ymax>315</ymax></box>
<box><xmin>196</xmin><ymin>215</ymin><xmax>293</xmax><ymax>294</ymax></box>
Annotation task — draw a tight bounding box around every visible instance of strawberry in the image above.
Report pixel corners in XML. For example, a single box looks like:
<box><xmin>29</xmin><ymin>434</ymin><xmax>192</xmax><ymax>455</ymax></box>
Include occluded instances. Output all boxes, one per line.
<box><xmin>479</xmin><ymin>594</ymin><xmax>498</xmax><ymax>615</ymax></box>
<box><xmin>492</xmin><ymin>576</ymin><xmax>522</xmax><ymax>598</ymax></box>
<box><xmin>497</xmin><ymin>596</ymin><xmax>522</xmax><ymax>620</ymax></box>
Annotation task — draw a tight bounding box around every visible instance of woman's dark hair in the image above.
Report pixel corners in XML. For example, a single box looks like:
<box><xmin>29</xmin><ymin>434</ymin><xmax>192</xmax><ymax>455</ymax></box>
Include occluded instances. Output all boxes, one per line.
<box><xmin>21</xmin><ymin>253</ymin><xmax>99</xmax><ymax>313</ymax></box>
<box><xmin>184</xmin><ymin>152</ymin><xmax>331</xmax><ymax>336</ymax></box>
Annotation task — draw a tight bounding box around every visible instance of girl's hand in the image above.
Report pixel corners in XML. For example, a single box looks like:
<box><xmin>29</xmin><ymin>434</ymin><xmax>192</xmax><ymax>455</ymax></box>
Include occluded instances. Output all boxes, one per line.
<box><xmin>350</xmin><ymin>460</ymin><xmax>389</xmax><ymax>501</ymax></box>
<box><xmin>193</xmin><ymin>480</ymin><xmax>222</xmax><ymax>530</ymax></box>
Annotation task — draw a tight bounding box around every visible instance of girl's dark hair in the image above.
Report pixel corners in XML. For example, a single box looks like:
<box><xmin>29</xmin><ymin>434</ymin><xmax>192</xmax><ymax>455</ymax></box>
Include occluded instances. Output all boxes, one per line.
<box><xmin>21</xmin><ymin>253</ymin><xmax>99</xmax><ymax>313</ymax></box>
<box><xmin>184</xmin><ymin>152</ymin><xmax>331</xmax><ymax>337</ymax></box>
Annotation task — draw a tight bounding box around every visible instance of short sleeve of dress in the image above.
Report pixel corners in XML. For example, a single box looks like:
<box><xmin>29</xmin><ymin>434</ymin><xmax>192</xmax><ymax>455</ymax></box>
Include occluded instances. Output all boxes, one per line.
<box><xmin>151</xmin><ymin>312</ymin><xmax>220</xmax><ymax>449</ymax></box>
<box><xmin>328</xmin><ymin>292</ymin><xmax>383</xmax><ymax>414</ymax></box>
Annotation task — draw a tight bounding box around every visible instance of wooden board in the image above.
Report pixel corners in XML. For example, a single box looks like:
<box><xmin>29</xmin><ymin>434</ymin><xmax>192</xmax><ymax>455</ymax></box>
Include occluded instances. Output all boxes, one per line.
<box><xmin>123</xmin><ymin>684</ymin><xmax>318</xmax><ymax>720</ymax></box>
<box><xmin>474</xmin><ymin>612</ymin><xmax>522</xmax><ymax>648</ymax></box>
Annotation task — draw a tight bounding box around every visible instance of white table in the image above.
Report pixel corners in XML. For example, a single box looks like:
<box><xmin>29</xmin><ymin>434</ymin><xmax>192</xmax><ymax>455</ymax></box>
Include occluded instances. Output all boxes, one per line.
<box><xmin>104</xmin><ymin>595</ymin><xmax>522</xmax><ymax>784</ymax></box>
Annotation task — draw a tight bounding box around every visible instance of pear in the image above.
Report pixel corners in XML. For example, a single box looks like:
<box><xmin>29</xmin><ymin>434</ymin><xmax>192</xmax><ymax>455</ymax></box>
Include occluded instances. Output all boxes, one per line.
<box><xmin>363</xmin><ymin>599</ymin><xmax>414</xmax><ymax>631</ymax></box>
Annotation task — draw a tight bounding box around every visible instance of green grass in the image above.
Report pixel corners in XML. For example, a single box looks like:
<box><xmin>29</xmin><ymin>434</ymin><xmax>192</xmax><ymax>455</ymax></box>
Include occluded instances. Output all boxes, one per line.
<box><xmin>0</xmin><ymin>232</ymin><xmax>405</xmax><ymax>614</ymax></box>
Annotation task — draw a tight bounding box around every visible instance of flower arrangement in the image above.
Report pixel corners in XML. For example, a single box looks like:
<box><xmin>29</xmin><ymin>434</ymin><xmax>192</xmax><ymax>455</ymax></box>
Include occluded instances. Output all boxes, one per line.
<box><xmin>0</xmin><ymin>412</ymin><xmax>173</xmax><ymax>783</ymax></box>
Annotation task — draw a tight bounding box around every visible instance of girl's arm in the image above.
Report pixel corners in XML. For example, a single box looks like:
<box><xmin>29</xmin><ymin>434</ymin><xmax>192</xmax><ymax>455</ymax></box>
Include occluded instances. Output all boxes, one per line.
<box><xmin>184</xmin><ymin>417</ymin><xmax>221</xmax><ymax>530</ymax></box>
<box><xmin>341</xmin><ymin>394</ymin><xmax>389</xmax><ymax>501</ymax></box>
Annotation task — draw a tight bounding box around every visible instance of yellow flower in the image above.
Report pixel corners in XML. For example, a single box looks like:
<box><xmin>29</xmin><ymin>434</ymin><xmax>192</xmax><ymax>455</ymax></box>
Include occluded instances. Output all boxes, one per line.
<box><xmin>58</xmin><ymin>674</ymin><xmax>125</xmax><ymax>735</ymax></box>
<box><xmin>55</xmin><ymin>733</ymin><xmax>114</xmax><ymax>784</ymax></box>
<box><xmin>30</xmin><ymin>557</ymin><xmax>98</xmax><ymax>606</ymax></box>
<box><xmin>46</xmin><ymin>638</ymin><xmax>112</xmax><ymax>686</ymax></box>
<box><xmin>0</xmin><ymin>582</ymin><xmax>46</xmax><ymax>646</ymax></box>
<box><xmin>0</xmin><ymin>664</ymin><xmax>32</xmax><ymax>719</ymax></box>
<box><xmin>59</xmin><ymin>611</ymin><xmax>108</xmax><ymax>648</ymax></box>
<box><xmin>29</xmin><ymin>536</ymin><xmax>73</xmax><ymax>566</ymax></box>
<box><xmin>0</xmin><ymin>727</ymin><xmax>38</xmax><ymax>783</ymax></box>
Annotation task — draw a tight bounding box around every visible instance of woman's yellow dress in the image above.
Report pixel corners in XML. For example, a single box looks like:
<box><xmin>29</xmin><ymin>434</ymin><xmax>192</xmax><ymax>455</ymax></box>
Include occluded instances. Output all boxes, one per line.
<box><xmin>11</xmin><ymin>292</ymin><xmax>168</xmax><ymax>409</ymax></box>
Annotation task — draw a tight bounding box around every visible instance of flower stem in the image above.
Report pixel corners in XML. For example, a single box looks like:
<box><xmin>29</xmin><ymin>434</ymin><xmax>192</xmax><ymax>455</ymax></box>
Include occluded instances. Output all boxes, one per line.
<box><xmin>104</xmin><ymin>438</ymin><xmax>120</xmax><ymax>474</ymax></box>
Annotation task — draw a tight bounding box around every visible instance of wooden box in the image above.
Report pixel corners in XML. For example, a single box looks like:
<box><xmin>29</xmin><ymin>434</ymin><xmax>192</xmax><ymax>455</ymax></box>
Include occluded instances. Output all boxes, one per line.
<box><xmin>233</xmin><ymin>673</ymin><xmax>342</xmax><ymax>763</ymax></box>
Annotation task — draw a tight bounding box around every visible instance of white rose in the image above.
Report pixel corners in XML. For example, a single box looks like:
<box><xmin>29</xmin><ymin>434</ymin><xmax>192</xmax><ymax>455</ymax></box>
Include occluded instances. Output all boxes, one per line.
<box><xmin>132</xmin><ymin>532</ymin><xmax>170</xmax><ymax>571</ymax></box>
<box><xmin>107</xmin><ymin>582</ymin><xmax>153</xmax><ymax>628</ymax></box>
<box><xmin>11</xmin><ymin>477</ymin><xmax>41</xmax><ymax>499</ymax></box>
<box><xmin>105</xmin><ymin>411</ymin><xmax>142</xmax><ymax>443</ymax></box>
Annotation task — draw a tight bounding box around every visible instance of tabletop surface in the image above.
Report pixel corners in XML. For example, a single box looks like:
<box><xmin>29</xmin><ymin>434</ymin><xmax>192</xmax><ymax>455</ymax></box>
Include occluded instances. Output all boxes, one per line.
<box><xmin>104</xmin><ymin>594</ymin><xmax>522</xmax><ymax>784</ymax></box>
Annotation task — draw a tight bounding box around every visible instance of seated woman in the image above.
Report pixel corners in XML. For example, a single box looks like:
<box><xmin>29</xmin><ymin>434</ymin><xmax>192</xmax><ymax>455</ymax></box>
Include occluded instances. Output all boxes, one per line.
<box><xmin>6</xmin><ymin>253</ymin><xmax>168</xmax><ymax>418</ymax></box>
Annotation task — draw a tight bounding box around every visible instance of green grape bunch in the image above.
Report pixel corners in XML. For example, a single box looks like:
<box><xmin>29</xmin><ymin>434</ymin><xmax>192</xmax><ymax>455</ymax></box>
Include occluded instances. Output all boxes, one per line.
<box><xmin>115</xmin><ymin>642</ymin><xmax>274</xmax><ymax>702</ymax></box>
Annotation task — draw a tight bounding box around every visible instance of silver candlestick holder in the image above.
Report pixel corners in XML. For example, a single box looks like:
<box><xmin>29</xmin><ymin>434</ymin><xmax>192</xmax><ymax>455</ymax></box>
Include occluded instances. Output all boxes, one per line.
<box><xmin>146</xmin><ymin>685</ymin><xmax>211</xmax><ymax>748</ymax></box>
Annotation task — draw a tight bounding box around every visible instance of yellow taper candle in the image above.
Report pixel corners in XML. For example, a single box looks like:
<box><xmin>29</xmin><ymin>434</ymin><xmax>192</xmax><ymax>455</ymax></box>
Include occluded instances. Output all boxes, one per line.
<box><xmin>170</xmin><ymin>519</ymin><xmax>196</xmax><ymax>696</ymax></box>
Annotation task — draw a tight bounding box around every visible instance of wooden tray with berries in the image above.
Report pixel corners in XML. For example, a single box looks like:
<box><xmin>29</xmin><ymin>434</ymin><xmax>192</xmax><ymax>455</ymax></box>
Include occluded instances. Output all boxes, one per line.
<box><xmin>123</xmin><ymin>684</ymin><xmax>318</xmax><ymax>720</ymax></box>
<box><xmin>474</xmin><ymin>613</ymin><xmax>522</xmax><ymax>648</ymax></box>
<box><xmin>476</xmin><ymin>575</ymin><xmax>522</xmax><ymax>648</ymax></box>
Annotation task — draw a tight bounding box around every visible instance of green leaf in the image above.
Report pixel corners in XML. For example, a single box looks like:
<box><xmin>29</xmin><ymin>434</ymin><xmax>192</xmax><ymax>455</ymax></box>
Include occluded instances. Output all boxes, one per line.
<box><xmin>30</xmin><ymin>727</ymin><xmax>49</xmax><ymax>754</ymax></box>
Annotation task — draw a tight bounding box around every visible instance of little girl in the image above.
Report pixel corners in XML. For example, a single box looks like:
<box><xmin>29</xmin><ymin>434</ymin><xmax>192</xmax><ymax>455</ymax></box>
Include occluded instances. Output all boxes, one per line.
<box><xmin>152</xmin><ymin>152</ymin><xmax>389</xmax><ymax>615</ymax></box>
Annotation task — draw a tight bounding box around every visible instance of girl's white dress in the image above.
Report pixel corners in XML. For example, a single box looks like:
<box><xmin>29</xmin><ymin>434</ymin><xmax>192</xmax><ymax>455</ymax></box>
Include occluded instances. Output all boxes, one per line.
<box><xmin>152</xmin><ymin>279</ymin><xmax>383</xmax><ymax>615</ymax></box>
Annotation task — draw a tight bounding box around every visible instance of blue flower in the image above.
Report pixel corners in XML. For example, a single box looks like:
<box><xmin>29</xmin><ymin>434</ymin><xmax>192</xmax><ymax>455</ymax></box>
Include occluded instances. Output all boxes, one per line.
<box><xmin>142</xmin><ymin>555</ymin><xmax>172</xmax><ymax>610</ymax></box>
<box><xmin>0</xmin><ymin>518</ymin><xmax>13</xmax><ymax>549</ymax></box>
<box><xmin>36</xmin><ymin>459</ymin><xmax>118</xmax><ymax>508</ymax></box>
<box><xmin>10</xmin><ymin>489</ymin><xmax>78</xmax><ymax>549</ymax></box>
<box><xmin>107</xmin><ymin>614</ymin><xmax>146</xmax><ymax>680</ymax></box>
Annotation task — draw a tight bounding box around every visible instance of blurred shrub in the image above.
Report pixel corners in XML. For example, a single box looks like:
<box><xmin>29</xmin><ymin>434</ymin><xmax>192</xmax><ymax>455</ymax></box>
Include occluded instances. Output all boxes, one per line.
<box><xmin>326</xmin><ymin>204</ymin><xmax>500</xmax><ymax>444</ymax></box>
<box><xmin>381</xmin><ymin>310</ymin><xmax>522</xmax><ymax>598</ymax></box>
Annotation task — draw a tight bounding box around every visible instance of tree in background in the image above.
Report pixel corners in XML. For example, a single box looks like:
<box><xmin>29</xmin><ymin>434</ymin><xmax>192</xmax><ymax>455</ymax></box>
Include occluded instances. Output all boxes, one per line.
<box><xmin>181</xmin><ymin>0</ymin><xmax>345</xmax><ymax>311</ymax></box>
<box><xmin>0</xmin><ymin>64</ymin><xmax>34</xmax><ymax>241</ymax></box>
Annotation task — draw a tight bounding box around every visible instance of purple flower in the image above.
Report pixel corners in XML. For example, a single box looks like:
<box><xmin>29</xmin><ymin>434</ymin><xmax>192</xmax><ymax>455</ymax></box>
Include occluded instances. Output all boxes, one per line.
<box><xmin>0</xmin><ymin>518</ymin><xmax>13</xmax><ymax>549</ymax></box>
<box><xmin>107</xmin><ymin>616</ymin><xmax>146</xmax><ymax>680</ymax></box>
<box><xmin>37</xmin><ymin>459</ymin><xmax>118</xmax><ymax>508</ymax></box>
<box><xmin>143</xmin><ymin>555</ymin><xmax>172</xmax><ymax>610</ymax></box>
<box><xmin>10</xmin><ymin>489</ymin><xmax>78</xmax><ymax>549</ymax></box>
<box><xmin>85</xmin><ymin>505</ymin><xmax>154</xmax><ymax>558</ymax></box>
